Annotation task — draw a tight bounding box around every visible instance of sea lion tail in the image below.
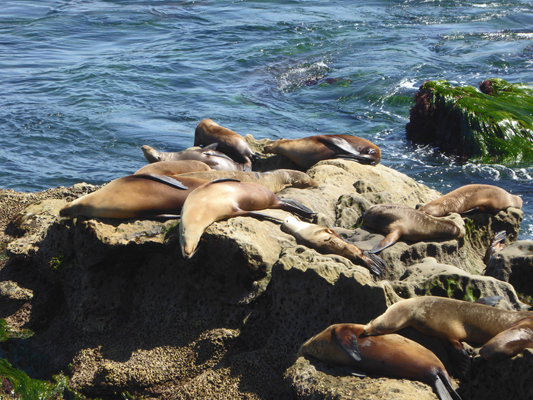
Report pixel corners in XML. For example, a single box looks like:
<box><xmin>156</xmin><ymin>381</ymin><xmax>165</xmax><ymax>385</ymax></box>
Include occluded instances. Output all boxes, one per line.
<box><xmin>433</xmin><ymin>371</ymin><xmax>462</xmax><ymax>400</ymax></box>
<box><xmin>279</xmin><ymin>199</ymin><xmax>316</xmax><ymax>219</ymax></box>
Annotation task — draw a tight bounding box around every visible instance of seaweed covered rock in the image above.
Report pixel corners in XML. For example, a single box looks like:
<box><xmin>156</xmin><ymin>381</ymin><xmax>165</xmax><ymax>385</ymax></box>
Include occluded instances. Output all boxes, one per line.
<box><xmin>406</xmin><ymin>79</ymin><xmax>533</xmax><ymax>164</ymax></box>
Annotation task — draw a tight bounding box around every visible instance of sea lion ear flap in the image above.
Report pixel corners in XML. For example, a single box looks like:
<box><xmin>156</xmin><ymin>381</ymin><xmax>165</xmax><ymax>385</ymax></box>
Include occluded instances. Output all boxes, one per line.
<box><xmin>332</xmin><ymin>326</ymin><xmax>361</xmax><ymax>362</ymax></box>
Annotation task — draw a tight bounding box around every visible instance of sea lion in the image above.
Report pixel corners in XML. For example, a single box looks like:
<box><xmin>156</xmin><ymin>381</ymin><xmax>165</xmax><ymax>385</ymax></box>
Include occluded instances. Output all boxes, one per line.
<box><xmin>141</xmin><ymin>144</ymin><xmax>245</xmax><ymax>171</ymax></box>
<box><xmin>479</xmin><ymin>317</ymin><xmax>533</xmax><ymax>362</ymax></box>
<box><xmin>420</xmin><ymin>184</ymin><xmax>523</xmax><ymax>217</ymax></box>
<box><xmin>59</xmin><ymin>174</ymin><xmax>209</xmax><ymax>219</ymax></box>
<box><xmin>134</xmin><ymin>160</ymin><xmax>212</xmax><ymax>176</ymax></box>
<box><xmin>361</xmin><ymin>204</ymin><xmax>465</xmax><ymax>253</ymax></box>
<box><xmin>179</xmin><ymin>179</ymin><xmax>315</xmax><ymax>258</ymax></box>
<box><xmin>194</xmin><ymin>118</ymin><xmax>256</xmax><ymax>171</ymax></box>
<box><xmin>263</xmin><ymin>134</ymin><xmax>381</xmax><ymax>169</ymax></box>
<box><xmin>281</xmin><ymin>216</ymin><xmax>385</xmax><ymax>275</ymax></box>
<box><xmin>298</xmin><ymin>323</ymin><xmax>461</xmax><ymax>400</ymax></box>
<box><xmin>364</xmin><ymin>296</ymin><xmax>533</xmax><ymax>372</ymax></box>
<box><xmin>177</xmin><ymin>169</ymin><xmax>318</xmax><ymax>193</ymax></box>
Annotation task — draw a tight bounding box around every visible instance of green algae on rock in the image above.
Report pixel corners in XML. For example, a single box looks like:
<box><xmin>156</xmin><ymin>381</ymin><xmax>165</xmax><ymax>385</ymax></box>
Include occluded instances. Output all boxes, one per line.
<box><xmin>406</xmin><ymin>79</ymin><xmax>533</xmax><ymax>164</ymax></box>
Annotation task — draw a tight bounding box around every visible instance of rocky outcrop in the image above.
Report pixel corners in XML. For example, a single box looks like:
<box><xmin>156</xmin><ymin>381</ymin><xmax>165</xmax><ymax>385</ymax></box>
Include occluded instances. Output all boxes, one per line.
<box><xmin>0</xmin><ymin>138</ymin><xmax>529</xmax><ymax>399</ymax></box>
<box><xmin>406</xmin><ymin>79</ymin><xmax>533</xmax><ymax>164</ymax></box>
<box><xmin>485</xmin><ymin>240</ymin><xmax>533</xmax><ymax>298</ymax></box>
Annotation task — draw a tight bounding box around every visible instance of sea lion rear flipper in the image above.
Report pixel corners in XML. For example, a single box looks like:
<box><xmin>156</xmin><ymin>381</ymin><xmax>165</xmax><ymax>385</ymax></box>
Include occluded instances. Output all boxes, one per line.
<box><xmin>279</xmin><ymin>198</ymin><xmax>316</xmax><ymax>219</ymax></box>
<box><xmin>368</xmin><ymin>231</ymin><xmax>401</xmax><ymax>254</ymax></box>
<box><xmin>318</xmin><ymin>136</ymin><xmax>376</xmax><ymax>165</ymax></box>
<box><xmin>334</xmin><ymin>153</ymin><xmax>377</xmax><ymax>165</ymax></box>
<box><xmin>153</xmin><ymin>214</ymin><xmax>181</xmax><ymax>219</ymax></box>
<box><xmin>332</xmin><ymin>327</ymin><xmax>361</xmax><ymax>362</ymax></box>
<box><xmin>137</xmin><ymin>174</ymin><xmax>188</xmax><ymax>190</ymax></box>
<box><xmin>432</xmin><ymin>372</ymin><xmax>462</xmax><ymax>400</ymax></box>
<box><xmin>444</xmin><ymin>339</ymin><xmax>471</xmax><ymax>378</ymax></box>
<box><xmin>492</xmin><ymin>230</ymin><xmax>507</xmax><ymax>243</ymax></box>
<box><xmin>474</xmin><ymin>296</ymin><xmax>502</xmax><ymax>307</ymax></box>
<box><xmin>362</xmin><ymin>251</ymin><xmax>386</xmax><ymax>276</ymax></box>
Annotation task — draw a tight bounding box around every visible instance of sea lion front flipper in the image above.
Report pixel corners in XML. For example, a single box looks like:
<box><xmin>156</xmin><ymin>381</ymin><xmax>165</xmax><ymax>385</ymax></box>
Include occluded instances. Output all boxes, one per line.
<box><xmin>210</xmin><ymin>178</ymin><xmax>241</xmax><ymax>184</ymax></box>
<box><xmin>332</xmin><ymin>326</ymin><xmax>361</xmax><ymax>362</ymax></box>
<box><xmin>474</xmin><ymin>295</ymin><xmax>502</xmax><ymax>307</ymax></box>
<box><xmin>203</xmin><ymin>142</ymin><xmax>219</xmax><ymax>150</ymax></box>
<box><xmin>344</xmin><ymin>367</ymin><xmax>367</xmax><ymax>378</ymax></box>
<box><xmin>368</xmin><ymin>231</ymin><xmax>402</xmax><ymax>254</ymax></box>
<box><xmin>242</xmin><ymin>211</ymin><xmax>284</xmax><ymax>224</ymax></box>
<box><xmin>137</xmin><ymin>174</ymin><xmax>188</xmax><ymax>190</ymax></box>
<box><xmin>278</xmin><ymin>198</ymin><xmax>316</xmax><ymax>219</ymax></box>
<box><xmin>203</xmin><ymin>150</ymin><xmax>237</xmax><ymax>162</ymax></box>
<box><xmin>432</xmin><ymin>372</ymin><xmax>462</xmax><ymax>400</ymax></box>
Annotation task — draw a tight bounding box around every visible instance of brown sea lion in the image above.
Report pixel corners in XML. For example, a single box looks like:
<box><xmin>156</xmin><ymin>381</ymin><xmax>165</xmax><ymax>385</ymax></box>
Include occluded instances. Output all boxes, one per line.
<box><xmin>298</xmin><ymin>323</ymin><xmax>461</xmax><ymax>400</ymax></box>
<box><xmin>59</xmin><ymin>174</ymin><xmax>208</xmax><ymax>219</ymax></box>
<box><xmin>420</xmin><ymin>184</ymin><xmax>523</xmax><ymax>217</ymax></box>
<box><xmin>479</xmin><ymin>317</ymin><xmax>533</xmax><ymax>362</ymax></box>
<box><xmin>361</xmin><ymin>204</ymin><xmax>465</xmax><ymax>253</ymax></box>
<box><xmin>177</xmin><ymin>169</ymin><xmax>318</xmax><ymax>193</ymax></box>
<box><xmin>194</xmin><ymin>118</ymin><xmax>256</xmax><ymax>171</ymax></box>
<box><xmin>141</xmin><ymin>144</ymin><xmax>245</xmax><ymax>171</ymax></box>
<box><xmin>364</xmin><ymin>296</ymin><xmax>533</xmax><ymax>372</ymax></box>
<box><xmin>179</xmin><ymin>179</ymin><xmax>315</xmax><ymax>258</ymax></box>
<box><xmin>281</xmin><ymin>216</ymin><xmax>385</xmax><ymax>275</ymax></box>
<box><xmin>263</xmin><ymin>134</ymin><xmax>381</xmax><ymax>168</ymax></box>
<box><xmin>134</xmin><ymin>160</ymin><xmax>212</xmax><ymax>176</ymax></box>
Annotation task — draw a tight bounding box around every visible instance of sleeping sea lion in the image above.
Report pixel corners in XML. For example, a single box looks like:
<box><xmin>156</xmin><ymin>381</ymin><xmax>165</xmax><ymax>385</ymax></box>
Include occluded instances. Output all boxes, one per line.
<box><xmin>59</xmin><ymin>174</ymin><xmax>208</xmax><ymax>219</ymax></box>
<box><xmin>134</xmin><ymin>160</ymin><xmax>211</xmax><ymax>176</ymax></box>
<box><xmin>179</xmin><ymin>179</ymin><xmax>315</xmax><ymax>258</ymax></box>
<box><xmin>479</xmin><ymin>317</ymin><xmax>533</xmax><ymax>362</ymax></box>
<box><xmin>141</xmin><ymin>144</ymin><xmax>245</xmax><ymax>171</ymax></box>
<box><xmin>420</xmin><ymin>184</ymin><xmax>523</xmax><ymax>217</ymax></box>
<box><xmin>281</xmin><ymin>216</ymin><xmax>385</xmax><ymax>275</ymax></box>
<box><xmin>364</xmin><ymin>296</ymin><xmax>533</xmax><ymax>372</ymax></box>
<box><xmin>177</xmin><ymin>169</ymin><xmax>318</xmax><ymax>193</ymax></box>
<box><xmin>298</xmin><ymin>323</ymin><xmax>461</xmax><ymax>400</ymax></box>
<box><xmin>194</xmin><ymin>118</ymin><xmax>256</xmax><ymax>171</ymax></box>
<box><xmin>263</xmin><ymin>134</ymin><xmax>381</xmax><ymax>169</ymax></box>
<box><xmin>361</xmin><ymin>204</ymin><xmax>465</xmax><ymax>253</ymax></box>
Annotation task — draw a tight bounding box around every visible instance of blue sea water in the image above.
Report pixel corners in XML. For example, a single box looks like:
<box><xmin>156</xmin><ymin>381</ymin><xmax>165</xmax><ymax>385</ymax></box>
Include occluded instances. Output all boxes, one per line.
<box><xmin>1</xmin><ymin>0</ymin><xmax>533</xmax><ymax>238</ymax></box>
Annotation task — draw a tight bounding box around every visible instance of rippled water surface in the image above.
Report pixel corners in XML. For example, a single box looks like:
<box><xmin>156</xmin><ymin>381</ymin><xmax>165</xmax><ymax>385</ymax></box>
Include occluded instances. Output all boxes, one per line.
<box><xmin>2</xmin><ymin>0</ymin><xmax>533</xmax><ymax>237</ymax></box>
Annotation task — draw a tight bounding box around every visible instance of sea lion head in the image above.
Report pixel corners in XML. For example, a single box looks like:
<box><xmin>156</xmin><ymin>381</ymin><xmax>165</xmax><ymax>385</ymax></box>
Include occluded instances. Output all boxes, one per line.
<box><xmin>363</xmin><ymin>301</ymin><xmax>413</xmax><ymax>335</ymax></box>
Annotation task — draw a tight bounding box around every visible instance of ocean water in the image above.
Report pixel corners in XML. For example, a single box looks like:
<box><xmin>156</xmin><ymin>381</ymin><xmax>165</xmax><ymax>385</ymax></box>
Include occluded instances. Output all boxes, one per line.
<box><xmin>2</xmin><ymin>0</ymin><xmax>533</xmax><ymax>238</ymax></box>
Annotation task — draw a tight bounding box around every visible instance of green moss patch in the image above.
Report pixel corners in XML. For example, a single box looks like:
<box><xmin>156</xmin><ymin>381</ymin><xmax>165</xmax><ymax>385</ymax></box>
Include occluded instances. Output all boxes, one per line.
<box><xmin>406</xmin><ymin>79</ymin><xmax>533</xmax><ymax>164</ymax></box>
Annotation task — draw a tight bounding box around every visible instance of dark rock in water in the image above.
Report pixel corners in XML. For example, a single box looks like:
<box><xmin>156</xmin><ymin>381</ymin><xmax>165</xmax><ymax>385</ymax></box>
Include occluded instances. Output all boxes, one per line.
<box><xmin>406</xmin><ymin>79</ymin><xmax>533</xmax><ymax>164</ymax></box>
